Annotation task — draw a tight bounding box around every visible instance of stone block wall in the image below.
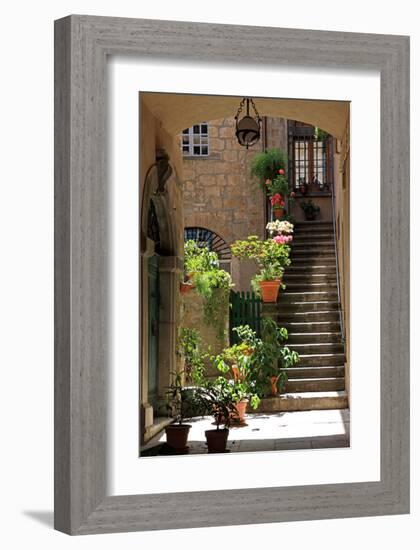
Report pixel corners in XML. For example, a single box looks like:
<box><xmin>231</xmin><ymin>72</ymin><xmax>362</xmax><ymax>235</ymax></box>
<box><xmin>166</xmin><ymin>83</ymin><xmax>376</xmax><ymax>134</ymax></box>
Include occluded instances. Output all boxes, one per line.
<box><xmin>182</xmin><ymin>116</ymin><xmax>266</xmax><ymax>292</ymax></box>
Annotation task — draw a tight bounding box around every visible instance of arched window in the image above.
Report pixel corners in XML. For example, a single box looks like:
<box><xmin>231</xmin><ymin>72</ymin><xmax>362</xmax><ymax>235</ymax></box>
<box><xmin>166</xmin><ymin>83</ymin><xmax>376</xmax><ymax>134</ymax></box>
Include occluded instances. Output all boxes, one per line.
<box><xmin>184</xmin><ymin>227</ymin><xmax>231</xmax><ymax>272</ymax></box>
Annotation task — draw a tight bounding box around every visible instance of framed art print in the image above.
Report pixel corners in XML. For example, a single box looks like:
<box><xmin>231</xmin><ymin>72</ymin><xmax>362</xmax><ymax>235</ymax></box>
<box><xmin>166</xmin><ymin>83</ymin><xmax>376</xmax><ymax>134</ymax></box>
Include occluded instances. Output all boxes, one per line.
<box><xmin>54</xmin><ymin>15</ymin><xmax>410</xmax><ymax>534</ymax></box>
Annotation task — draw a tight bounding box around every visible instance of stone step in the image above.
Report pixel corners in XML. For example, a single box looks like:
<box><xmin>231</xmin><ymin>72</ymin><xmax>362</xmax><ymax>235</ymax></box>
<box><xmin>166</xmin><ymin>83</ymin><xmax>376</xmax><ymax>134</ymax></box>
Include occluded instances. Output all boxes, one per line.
<box><xmin>283</xmin><ymin>273</ymin><xmax>337</xmax><ymax>283</ymax></box>
<box><xmin>277</xmin><ymin>301</ymin><xmax>340</xmax><ymax>313</ymax></box>
<box><xmin>284</xmin><ymin>282</ymin><xmax>337</xmax><ymax>292</ymax></box>
<box><xmin>287</xmin><ymin>332</ymin><xmax>343</xmax><ymax>344</ymax></box>
<box><xmin>257</xmin><ymin>391</ymin><xmax>348</xmax><ymax>412</ymax></box>
<box><xmin>294</xmin><ymin>221</ymin><xmax>334</xmax><ymax>228</ymax></box>
<box><xmin>286</xmin><ymin>265</ymin><xmax>337</xmax><ymax>274</ymax></box>
<box><xmin>289</xmin><ymin>342</ymin><xmax>345</xmax><ymax>354</ymax></box>
<box><xmin>284</xmin><ymin>365</ymin><xmax>345</xmax><ymax>379</ymax></box>
<box><xmin>292</xmin><ymin>241</ymin><xmax>335</xmax><ymax>249</ymax></box>
<box><xmin>297</xmin><ymin>353</ymin><xmax>346</xmax><ymax>367</ymax></box>
<box><xmin>289</xmin><ymin>257</ymin><xmax>336</xmax><ymax>266</ymax></box>
<box><xmin>284</xmin><ymin>377</ymin><xmax>345</xmax><ymax>393</ymax></box>
<box><xmin>280</xmin><ymin>291</ymin><xmax>338</xmax><ymax>303</ymax></box>
<box><xmin>291</xmin><ymin>250</ymin><xmax>336</xmax><ymax>259</ymax></box>
<box><xmin>281</xmin><ymin>321</ymin><xmax>341</xmax><ymax>333</ymax></box>
<box><xmin>278</xmin><ymin>310</ymin><xmax>341</xmax><ymax>323</ymax></box>
<box><xmin>293</xmin><ymin>234</ymin><xmax>334</xmax><ymax>242</ymax></box>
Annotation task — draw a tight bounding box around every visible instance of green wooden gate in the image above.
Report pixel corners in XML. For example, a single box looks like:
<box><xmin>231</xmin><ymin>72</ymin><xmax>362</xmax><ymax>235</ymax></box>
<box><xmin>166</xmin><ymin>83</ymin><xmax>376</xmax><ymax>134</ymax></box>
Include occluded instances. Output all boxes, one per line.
<box><xmin>229</xmin><ymin>290</ymin><xmax>262</xmax><ymax>344</ymax></box>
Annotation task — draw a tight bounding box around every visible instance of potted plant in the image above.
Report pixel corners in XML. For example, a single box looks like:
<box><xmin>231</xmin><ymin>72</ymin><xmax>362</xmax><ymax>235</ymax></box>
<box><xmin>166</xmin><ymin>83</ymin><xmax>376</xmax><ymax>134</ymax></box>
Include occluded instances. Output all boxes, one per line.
<box><xmin>165</xmin><ymin>372</ymin><xmax>198</xmax><ymax>453</ymax></box>
<box><xmin>300</xmin><ymin>200</ymin><xmax>320</xmax><ymax>221</ymax></box>
<box><xmin>270</xmin><ymin>193</ymin><xmax>286</xmax><ymax>219</ymax></box>
<box><xmin>230</xmin><ymin>320</ymin><xmax>300</xmax><ymax>399</ymax></box>
<box><xmin>231</xmin><ymin>234</ymin><xmax>292</xmax><ymax>303</ymax></box>
<box><xmin>195</xmin><ymin>381</ymin><xmax>236</xmax><ymax>453</ymax></box>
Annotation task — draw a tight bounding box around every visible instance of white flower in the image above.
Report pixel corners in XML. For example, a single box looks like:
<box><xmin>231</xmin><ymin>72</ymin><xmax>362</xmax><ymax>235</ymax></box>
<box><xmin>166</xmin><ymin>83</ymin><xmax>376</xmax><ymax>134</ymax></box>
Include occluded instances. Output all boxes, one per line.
<box><xmin>266</xmin><ymin>220</ymin><xmax>294</xmax><ymax>235</ymax></box>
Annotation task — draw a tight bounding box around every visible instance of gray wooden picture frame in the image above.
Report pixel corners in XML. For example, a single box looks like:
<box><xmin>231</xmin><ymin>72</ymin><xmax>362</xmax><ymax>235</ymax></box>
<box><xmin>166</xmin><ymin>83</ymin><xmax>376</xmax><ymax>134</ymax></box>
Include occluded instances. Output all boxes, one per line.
<box><xmin>54</xmin><ymin>15</ymin><xmax>410</xmax><ymax>535</ymax></box>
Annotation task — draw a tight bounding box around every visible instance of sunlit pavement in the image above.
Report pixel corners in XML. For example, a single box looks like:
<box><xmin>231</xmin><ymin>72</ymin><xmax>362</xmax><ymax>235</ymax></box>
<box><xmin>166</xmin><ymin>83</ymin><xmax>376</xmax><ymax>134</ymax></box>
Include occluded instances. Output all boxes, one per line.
<box><xmin>142</xmin><ymin>409</ymin><xmax>350</xmax><ymax>455</ymax></box>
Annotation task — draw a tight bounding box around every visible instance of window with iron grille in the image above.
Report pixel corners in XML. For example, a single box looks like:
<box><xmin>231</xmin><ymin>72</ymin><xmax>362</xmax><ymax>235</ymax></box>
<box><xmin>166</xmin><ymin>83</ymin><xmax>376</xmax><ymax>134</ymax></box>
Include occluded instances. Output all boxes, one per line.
<box><xmin>181</xmin><ymin>123</ymin><xmax>209</xmax><ymax>157</ymax></box>
<box><xmin>288</xmin><ymin>121</ymin><xmax>333</xmax><ymax>192</ymax></box>
<box><xmin>184</xmin><ymin>227</ymin><xmax>231</xmax><ymax>273</ymax></box>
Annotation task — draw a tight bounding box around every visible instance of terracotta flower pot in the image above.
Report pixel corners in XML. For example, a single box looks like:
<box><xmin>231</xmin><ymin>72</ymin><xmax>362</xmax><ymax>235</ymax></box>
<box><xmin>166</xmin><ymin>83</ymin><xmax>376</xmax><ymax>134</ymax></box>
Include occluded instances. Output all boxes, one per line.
<box><xmin>165</xmin><ymin>424</ymin><xmax>191</xmax><ymax>451</ymax></box>
<box><xmin>270</xmin><ymin>375</ymin><xmax>280</xmax><ymax>396</ymax></box>
<box><xmin>259</xmin><ymin>280</ymin><xmax>281</xmax><ymax>303</ymax></box>
<box><xmin>273</xmin><ymin>208</ymin><xmax>285</xmax><ymax>219</ymax></box>
<box><xmin>231</xmin><ymin>399</ymin><xmax>248</xmax><ymax>425</ymax></box>
<box><xmin>180</xmin><ymin>281</ymin><xmax>193</xmax><ymax>294</ymax></box>
<box><xmin>205</xmin><ymin>428</ymin><xmax>229</xmax><ymax>453</ymax></box>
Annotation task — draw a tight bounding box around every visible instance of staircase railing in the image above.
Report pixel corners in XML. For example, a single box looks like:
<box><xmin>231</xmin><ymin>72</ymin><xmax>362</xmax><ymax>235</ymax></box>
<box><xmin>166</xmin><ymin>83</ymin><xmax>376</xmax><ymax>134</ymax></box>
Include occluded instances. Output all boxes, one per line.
<box><xmin>330</xmin><ymin>178</ymin><xmax>346</xmax><ymax>345</ymax></box>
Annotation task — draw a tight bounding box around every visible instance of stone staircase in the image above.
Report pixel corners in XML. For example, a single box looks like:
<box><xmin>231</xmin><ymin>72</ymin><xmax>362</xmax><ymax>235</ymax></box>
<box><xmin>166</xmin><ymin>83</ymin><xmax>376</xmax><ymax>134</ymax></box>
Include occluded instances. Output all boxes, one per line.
<box><xmin>262</xmin><ymin>220</ymin><xmax>348</xmax><ymax>412</ymax></box>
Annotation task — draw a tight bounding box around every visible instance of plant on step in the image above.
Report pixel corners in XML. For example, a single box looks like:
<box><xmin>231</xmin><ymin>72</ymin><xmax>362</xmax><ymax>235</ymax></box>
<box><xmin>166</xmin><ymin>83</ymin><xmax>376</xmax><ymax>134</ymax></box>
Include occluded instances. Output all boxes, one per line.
<box><xmin>251</xmin><ymin>265</ymin><xmax>285</xmax><ymax>298</ymax></box>
<box><xmin>183</xmin><ymin>240</ymin><xmax>233</xmax><ymax>340</ymax></box>
<box><xmin>300</xmin><ymin>199</ymin><xmax>321</xmax><ymax>221</ymax></box>
<box><xmin>231</xmin><ymin>235</ymin><xmax>291</xmax><ymax>303</ymax></box>
<box><xmin>177</xmin><ymin>327</ymin><xmax>206</xmax><ymax>386</ymax></box>
<box><xmin>250</xmin><ymin>148</ymin><xmax>288</xmax><ymax>185</ymax></box>
<box><xmin>266</xmin><ymin>220</ymin><xmax>294</xmax><ymax>237</ymax></box>
<box><xmin>229</xmin><ymin>320</ymin><xmax>299</xmax><ymax>398</ymax></box>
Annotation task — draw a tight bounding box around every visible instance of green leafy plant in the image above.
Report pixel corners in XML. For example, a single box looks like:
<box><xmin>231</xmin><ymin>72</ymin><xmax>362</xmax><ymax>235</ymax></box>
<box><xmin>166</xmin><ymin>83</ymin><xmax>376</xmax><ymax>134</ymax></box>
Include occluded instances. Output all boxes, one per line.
<box><xmin>183</xmin><ymin>241</ymin><xmax>232</xmax><ymax>340</ymax></box>
<box><xmin>165</xmin><ymin>372</ymin><xmax>206</xmax><ymax>425</ymax></box>
<box><xmin>229</xmin><ymin>320</ymin><xmax>300</xmax><ymax>398</ymax></box>
<box><xmin>266</xmin><ymin>173</ymin><xmax>290</xmax><ymax>197</ymax></box>
<box><xmin>300</xmin><ymin>200</ymin><xmax>320</xmax><ymax>220</ymax></box>
<box><xmin>193</xmin><ymin>380</ymin><xmax>237</xmax><ymax>429</ymax></box>
<box><xmin>178</xmin><ymin>328</ymin><xmax>206</xmax><ymax>385</ymax></box>
<box><xmin>184</xmin><ymin>240</ymin><xmax>218</xmax><ymax>275</ymax></box>
<box><xmin>314</xmin><ymin>127</ymin><xmax>329</xmax><ymax>142</ymax></box>
<box><xmin>231</xmin><ymin>235</ymin><xmax>291</xmax><ymax>280</ymax></box>
<box><xmin>251</xmin><ymin>148</ymin><xmax>287</xmax><ymax>184</ymax></box>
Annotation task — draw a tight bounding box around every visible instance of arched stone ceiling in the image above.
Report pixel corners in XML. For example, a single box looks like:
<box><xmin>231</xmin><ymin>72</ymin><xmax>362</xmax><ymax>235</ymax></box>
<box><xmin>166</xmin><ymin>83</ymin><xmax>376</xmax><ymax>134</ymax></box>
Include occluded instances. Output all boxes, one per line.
<box><xmin>142</xmin><ymin>92</ymin><xmax>350</xmax><ymax>140</ymax></box>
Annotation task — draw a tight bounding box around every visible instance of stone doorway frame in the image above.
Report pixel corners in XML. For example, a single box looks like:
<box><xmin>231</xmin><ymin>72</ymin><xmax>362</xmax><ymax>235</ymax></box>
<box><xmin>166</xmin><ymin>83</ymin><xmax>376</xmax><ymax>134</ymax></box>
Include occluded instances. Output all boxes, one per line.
<box><xmin>140</xmin><ymin>153</ymin><xmax>183</xmax><ymax>444</ymax></box>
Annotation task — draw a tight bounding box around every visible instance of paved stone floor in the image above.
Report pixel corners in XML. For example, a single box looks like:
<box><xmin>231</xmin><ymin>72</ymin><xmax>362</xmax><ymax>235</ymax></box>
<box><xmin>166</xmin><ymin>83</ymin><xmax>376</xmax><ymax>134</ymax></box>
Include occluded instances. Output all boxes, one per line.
<box><xmin>141</xmin><ymin>408</ymin><xmax>350</xmax><ymax>455</ymax></box>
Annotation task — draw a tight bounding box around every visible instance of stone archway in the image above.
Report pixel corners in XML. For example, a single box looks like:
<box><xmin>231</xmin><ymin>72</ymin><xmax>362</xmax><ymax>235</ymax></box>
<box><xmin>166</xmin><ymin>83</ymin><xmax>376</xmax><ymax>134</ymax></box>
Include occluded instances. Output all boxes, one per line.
<box><xmin>140</xmin><ymin>150</ymin><xmax>183</xmax><ymax>444</ymax></box>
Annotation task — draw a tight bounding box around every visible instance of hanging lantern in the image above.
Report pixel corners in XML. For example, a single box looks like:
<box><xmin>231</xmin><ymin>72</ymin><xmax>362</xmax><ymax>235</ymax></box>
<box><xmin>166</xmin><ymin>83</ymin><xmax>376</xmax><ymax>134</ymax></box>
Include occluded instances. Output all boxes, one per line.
<box><xmin>234</xmin><ymin>97</ymin><xmax>261</xmax><ymax>148</ymax></box>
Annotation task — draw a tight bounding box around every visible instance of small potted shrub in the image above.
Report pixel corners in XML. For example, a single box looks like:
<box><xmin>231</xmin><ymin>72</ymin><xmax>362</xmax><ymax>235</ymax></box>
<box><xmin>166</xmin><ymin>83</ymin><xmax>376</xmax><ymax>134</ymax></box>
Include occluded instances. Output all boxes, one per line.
<box><xmin>300</xmin><ymin>200</ymin><xmax>320</xmax><ymax>221</ymax></box>
<box><xmin>195</xmin><ymin>382</ymin><xmax>236</xmax><ymax>453</ymax></box>
<box><xmin>165</xmin><ymin>372</ymin><xmax>198</xmax><ymax>453</ymax></box>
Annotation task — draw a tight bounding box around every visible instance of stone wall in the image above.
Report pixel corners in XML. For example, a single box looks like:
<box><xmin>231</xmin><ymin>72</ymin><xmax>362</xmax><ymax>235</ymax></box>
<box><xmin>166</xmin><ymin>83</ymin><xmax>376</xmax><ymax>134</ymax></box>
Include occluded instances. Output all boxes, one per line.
<box><xmin>182</xmin><ymin>116</ymin><xmax>266</xmax><ymax>292</ymax></box>
<box><xmin>181</xmin><ymin>288</ymin><xmax>229</xmax><ymax>378</ymax></box>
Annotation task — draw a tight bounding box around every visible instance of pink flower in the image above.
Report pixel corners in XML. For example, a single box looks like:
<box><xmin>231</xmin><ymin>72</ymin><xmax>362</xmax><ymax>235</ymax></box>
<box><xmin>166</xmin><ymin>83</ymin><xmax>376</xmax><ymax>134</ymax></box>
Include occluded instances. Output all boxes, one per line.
<box><xmin>265</xmin><ymin>179</ymin><xmax>272</xmax><ymax>186</ymax></box>
<box><xmin>278</xmin><ymin>169</ymin><xmax>285</xmax><ymax>175</ymax></box>
<box><xmin>273</xmin><ymin>235</ymin><xmax>293</xmax><ymax>245</ymax></box>
<box><xmin>270</xmin><ymin>193</ymin><xmax>285</xmax><ymax>206</ymax></box>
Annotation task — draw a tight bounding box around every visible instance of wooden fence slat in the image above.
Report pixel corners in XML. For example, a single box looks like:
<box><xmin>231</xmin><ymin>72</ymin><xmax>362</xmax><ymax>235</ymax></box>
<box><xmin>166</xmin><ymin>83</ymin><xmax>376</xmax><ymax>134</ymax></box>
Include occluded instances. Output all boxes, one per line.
<box><xmin>229</xmin><ymin>290</ymin><xmax>262</xmax><ymax>343</ymax></box>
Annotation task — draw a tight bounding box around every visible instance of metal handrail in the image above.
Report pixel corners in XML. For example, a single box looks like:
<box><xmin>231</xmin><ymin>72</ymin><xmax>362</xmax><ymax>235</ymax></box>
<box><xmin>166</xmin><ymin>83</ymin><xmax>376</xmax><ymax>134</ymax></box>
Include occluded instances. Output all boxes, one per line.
<box><xmin>330</xmin><ymin>176</ymin><xmax>346</xmax><ymax>345</ymax></box>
